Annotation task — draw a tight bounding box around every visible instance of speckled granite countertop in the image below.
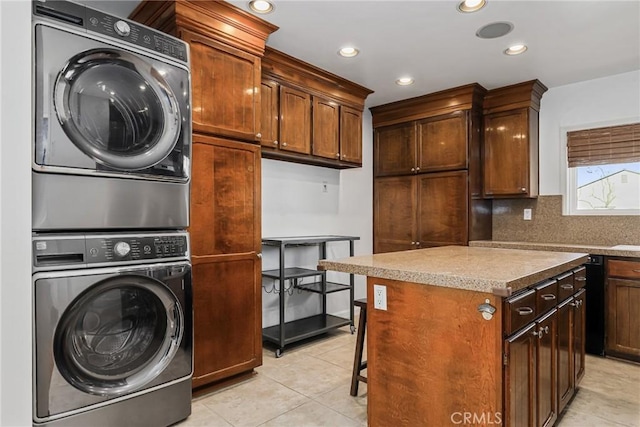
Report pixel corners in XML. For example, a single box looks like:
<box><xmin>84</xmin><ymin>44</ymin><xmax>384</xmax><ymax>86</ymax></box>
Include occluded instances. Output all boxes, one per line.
<box><xmin>469</xmin><ymin>241</ymin><xmax>640</xmax><ymax>258</ymax></box>
<box><xmin>318</xmin><ymin>246</ymin><xmax>588</xmax><ymax>294</ymax></box>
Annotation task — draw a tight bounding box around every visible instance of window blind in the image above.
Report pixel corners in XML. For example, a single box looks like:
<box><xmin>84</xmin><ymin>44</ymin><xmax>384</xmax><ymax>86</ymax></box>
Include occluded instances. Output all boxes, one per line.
<box><xmin>567</xmin><ymin>122</ymin><xmax>640</xmax><ymax>167</ymax></box>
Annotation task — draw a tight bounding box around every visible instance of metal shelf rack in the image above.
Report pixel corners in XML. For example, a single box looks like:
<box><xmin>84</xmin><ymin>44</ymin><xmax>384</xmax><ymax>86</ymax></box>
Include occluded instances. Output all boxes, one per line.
<box><xmin>261</xmin><ymin>235</ymin><xmax>359</xmax><ymax>357</ymax></box>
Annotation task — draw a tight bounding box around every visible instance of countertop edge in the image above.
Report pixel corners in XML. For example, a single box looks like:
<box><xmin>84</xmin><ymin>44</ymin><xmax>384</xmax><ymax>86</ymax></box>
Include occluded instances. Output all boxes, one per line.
<box><xmin>469</xmin><ymin>241</ymin><xmax>640</xmax><ymax>258</ymax></box>
<box><xmin>318</xmin><ymin>249</ymin><xmax>588</xmax><ymax>294</ymax></box>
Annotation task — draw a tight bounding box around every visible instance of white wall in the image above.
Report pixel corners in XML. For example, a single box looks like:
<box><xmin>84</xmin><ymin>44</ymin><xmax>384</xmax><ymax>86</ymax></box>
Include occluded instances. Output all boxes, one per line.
<box><xmin>539</xmin><ymin>70</ymin><xmax>640</xmax><ymax>195</ymax></box>
<box><xmin>0</xmin><ymin>1</ymin><xmax>33</xmax><ymax>425</ymax></box>
<box><xmin>261</xmin><ymin>110</ymin><xmax>373</xmax><ymax>327</ymax></box>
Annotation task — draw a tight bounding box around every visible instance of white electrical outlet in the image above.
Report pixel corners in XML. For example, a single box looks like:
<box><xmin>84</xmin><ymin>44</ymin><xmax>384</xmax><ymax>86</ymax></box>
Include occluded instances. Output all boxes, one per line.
<box><xmin>524</xmin><ymin>208</ymin><xmax>532</xmax><ymax>220</ymax></box>
<box><xmin>373</xmin><ymin>284</ymin><xmax>387</xmax><ymax>310</ymax></box>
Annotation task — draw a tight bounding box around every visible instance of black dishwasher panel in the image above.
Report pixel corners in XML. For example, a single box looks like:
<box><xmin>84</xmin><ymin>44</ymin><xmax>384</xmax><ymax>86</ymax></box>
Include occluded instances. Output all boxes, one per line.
<box><xmin>585</xmin><ymin>255</ymin><xmax>605</xmax><ymax>356</ymax></box>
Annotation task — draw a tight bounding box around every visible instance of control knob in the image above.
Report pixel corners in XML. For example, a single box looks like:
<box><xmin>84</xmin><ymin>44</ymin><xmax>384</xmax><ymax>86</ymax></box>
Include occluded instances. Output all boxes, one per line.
<box><xmin>114</xmin><ymin>20</ymin><xmax>131</xmax><ymax>37</ymax></box>
<box><xmin>114</xmin><ymin>241</ymin><xmax>131</xmax><ymax>257</ymax></box>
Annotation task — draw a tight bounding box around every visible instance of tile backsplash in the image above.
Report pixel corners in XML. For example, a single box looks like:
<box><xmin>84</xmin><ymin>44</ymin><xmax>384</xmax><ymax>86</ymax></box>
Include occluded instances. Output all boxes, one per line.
<box><xmin>492</xmin><ymin>195</ymin><xmax>640</xmax><ymax>246</ymax></box>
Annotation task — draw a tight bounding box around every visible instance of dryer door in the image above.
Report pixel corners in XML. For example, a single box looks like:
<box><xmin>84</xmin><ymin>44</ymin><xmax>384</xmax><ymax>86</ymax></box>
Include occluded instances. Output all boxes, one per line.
<box><xmin>53</xmin><ymin>274</ymin><xmax>183</xmax><ymax>397</ymax></box>
<box><xmin>53</xmin><ymin>48</ymin><xmax>181</xmax><ymax>171</ymax></box>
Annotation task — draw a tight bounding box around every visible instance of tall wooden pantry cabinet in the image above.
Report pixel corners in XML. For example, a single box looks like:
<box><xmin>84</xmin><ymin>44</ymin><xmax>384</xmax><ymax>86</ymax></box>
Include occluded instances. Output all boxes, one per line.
<box><xmin>370</xmin><ymin>84</ymin><xmax>492</xmax><ymax>253</ymax></box>
<box><xmin>130</xmin><ymin>0</ymin><xmax>278</xmax><ymax>390</ymax></box>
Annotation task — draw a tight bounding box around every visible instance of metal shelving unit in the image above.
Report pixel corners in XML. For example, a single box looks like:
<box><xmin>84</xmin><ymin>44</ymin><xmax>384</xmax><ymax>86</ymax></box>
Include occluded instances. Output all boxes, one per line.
<box><xmin>261</xmin><ymin>235</ymin><xmax>359</xmax><ymax>357</ymax></box>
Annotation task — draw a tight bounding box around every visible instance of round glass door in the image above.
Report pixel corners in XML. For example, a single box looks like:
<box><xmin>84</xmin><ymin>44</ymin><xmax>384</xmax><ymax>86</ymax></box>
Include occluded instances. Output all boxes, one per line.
<box><xmin>54</xmin><ymin>275</ymin><xmax>183</xmax><ymax>397</ymax></box>
<box><xmin>53</xmin><ymin>49</ymin><xmax>181</xmax><ymax>171</ymax></box>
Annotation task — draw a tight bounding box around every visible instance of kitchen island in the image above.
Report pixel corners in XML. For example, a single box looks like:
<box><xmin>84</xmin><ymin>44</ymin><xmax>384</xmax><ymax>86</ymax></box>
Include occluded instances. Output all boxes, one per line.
<box><xmin>318</xmin><ymin>246</ymin><xmax>589</xmax><ymax>427</ymax></box>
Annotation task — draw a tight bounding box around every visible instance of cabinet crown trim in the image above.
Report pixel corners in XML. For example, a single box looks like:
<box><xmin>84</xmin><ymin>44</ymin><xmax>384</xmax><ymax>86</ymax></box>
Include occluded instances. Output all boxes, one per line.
<box><xmin>262</xmin><ymin>47</ymin><xmax>373</xmax><ymax>109</ymax></box>
<box><xmin>483</xmin><ymin>79</ymin><xmax>548</xmax><ymax>115</ymax></box>
<box><xmin>369</xmin><ymin>83</ymin><xmax>487</xmax><ymax>128</ymax></box>
<box><xmin>130</xmin><ymin>0</ymin><xmax>278</xmax><ymax>55</ymax></box>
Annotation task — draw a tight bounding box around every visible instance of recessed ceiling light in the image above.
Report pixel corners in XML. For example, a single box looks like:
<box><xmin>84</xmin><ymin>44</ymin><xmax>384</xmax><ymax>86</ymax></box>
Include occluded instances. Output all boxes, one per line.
<box><xmin>457</xmin><ymin>0</ymin><xmax>486</xmax><ymax>13</ymax></box>
<box><xmin>396</xmin><ymin>77</ymin><xmax>414</xmax><ymax>86</ymax></box>
<box><xmin>248</xmin><ymin>0</ymin><xmax>274</xmax><ymax>14</ymax></box>
<box><xmin>338</xmin><ymin>47</ymin><xmax>359</xmax><ymax>58</ymax></box>
<box><xmin>504</xmin><ymin>44</ymin><xmax>528</xmax><ymax>55</ymax></box>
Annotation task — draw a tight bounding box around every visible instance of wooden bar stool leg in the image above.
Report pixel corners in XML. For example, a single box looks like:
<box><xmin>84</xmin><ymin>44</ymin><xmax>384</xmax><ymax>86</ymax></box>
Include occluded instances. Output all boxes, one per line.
<box><xmin>350</xmin><ymin>300</ymin><xmax>367</xmax><ymax>396</ymax></box>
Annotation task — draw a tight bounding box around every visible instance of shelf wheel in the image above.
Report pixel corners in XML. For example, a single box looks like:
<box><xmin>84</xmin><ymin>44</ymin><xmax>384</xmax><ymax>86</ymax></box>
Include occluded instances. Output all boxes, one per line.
<box><xmin>350</xmin><ymin>324</ymin><xmax>356</xmax><ymax>334</ymax></box>
<box><xmin>275</xmin><ymin>348</ymin><xmax>283</xmax><ymax>358</ymax></box>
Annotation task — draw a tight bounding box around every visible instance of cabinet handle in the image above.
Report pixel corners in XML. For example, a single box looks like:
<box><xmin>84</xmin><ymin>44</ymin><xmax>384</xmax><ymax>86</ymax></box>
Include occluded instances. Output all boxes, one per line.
<box><xmin>256</xmin><ymin>133</ymin><xmax>262</xmax><ymax>139</ymax></box>
<box><xmin>544</xmin><ymin>326</ymin><xmax>550</xmax><ymax>334</ymax></box>
<box><xmin>336</xmin><ymin>153</ymin><xmax>340</xmax><ymax>158</ymax></box>
<box><xmin>633</xmin><ymin>269</ymin><xmax>640</xmax><ymax>273</ymax></box>
<box><xmin>416</xmin><ymin>167</ymin><xmax>420</xmax><ymax>171</ymax></box>
<box><xmin>575</xmin><ymin>277</ymin><xmax>586</xmax><ymax>282</ymax></box>
<box><xmin>516</xmin><ymin>307</ymin><xmax>533</xmax><ymax>316</ymax></box>
<box><xmin>520</xmin><ymin>187</ymin><xmax>527</xmax><ymax>192</ymax></box>
<box><xmin>541</xmin><ymin>294</ymin><xmax>556</xmax><ymax>301</ymax></box>
<box><xmin>342</xmin><ymin>155</ymin><xmax>347</xmax><ymax>159</ymax></box>
<box><xmin>411</xmin><ymin>241</ymin><xmax>416</xmax><ymax>245</ymax></box>
<box><xmin>257</xmin><ymin>253</ymin><xmax>262</xmax><ymax>259</ymax></box>
<box><xmin>273</xmin><ymin>140</ymin><xmax>279</xmax><ymax>145</ymax></box>
<box><xmin>282</xmin><ymin>142</ymin><xmax>287</xmax><ymax>147</ymax></box>
<box><xmin>561</xmin><ymin>284</ymin><xmax>574</xmax><ymax>290</ymax></box>
<box><xmin>411</xmin><ymin>167</ymin><xmax>415</xmax><ymax>172</ymax></box>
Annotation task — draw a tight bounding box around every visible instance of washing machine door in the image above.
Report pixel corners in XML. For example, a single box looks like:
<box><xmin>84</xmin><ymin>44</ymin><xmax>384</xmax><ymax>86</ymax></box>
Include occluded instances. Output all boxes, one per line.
<box><xmin>53</xmin><ymin>48</ymin><xmax>181</xmax><ymax>171</ymax></box>
<box><xmin>54</xmin><ymin>274</ymin><xmax>183</xmax><ymax>397</ymax></box>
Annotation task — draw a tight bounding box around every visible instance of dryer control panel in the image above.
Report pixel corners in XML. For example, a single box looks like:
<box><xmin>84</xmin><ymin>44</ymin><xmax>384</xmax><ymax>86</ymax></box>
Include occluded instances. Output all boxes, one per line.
<box><xmin>33</xmin><ymin>232</ymin><xmax>190</xmax><ymax>271</ymax></box>
<box><xmin>33</xmin><ymin>0</ymin><xmax>189</xmax><ymax>63</ymax></box>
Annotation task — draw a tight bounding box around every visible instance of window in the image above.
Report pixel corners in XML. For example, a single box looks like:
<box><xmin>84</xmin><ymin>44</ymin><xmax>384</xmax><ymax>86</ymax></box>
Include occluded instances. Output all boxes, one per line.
<box><xmin>566</xmin><ymin>123</ymin><xmax>640</xmax><ymax>215</ymax></box>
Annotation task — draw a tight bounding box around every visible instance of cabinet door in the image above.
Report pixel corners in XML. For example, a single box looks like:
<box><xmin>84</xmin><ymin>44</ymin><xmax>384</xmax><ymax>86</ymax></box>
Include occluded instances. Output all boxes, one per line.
<box><xmin>557</xmin><ymin>298</ymin><xmax>574</xmax><ymax>413</ymax></box>
<box><xmin>483</xmin><ymin>108</ymin><xmax>532</xmax><ymax>197</ymax></box>
<box><xmin>373</xmin><ymin>176</ymin><xmax>417</xmax><ymax>253</ymax></box>
<box><xmin>340</xmin><ymin>106</ymin><xmax>363</xmax><ymax>165</ymax></box>
<box><xmin>535</xmin><ymin>310</ymin><xmax>557</xmax><ymax>427</ymax></box>
<box><xmin>312</xmin><ymin>96</ymin><xmax>339</xmax><ymax>160</ymax></box>
<box><xmin>606</xmin><ymin>277</ymin><xmax>640</xmax><ymax>359</ymax></box>
<box><xmin>504</xmin><ymin>323</ymin><xmax>536</xmax><ymax>427</ymax></box>
<box><xmin>417</xmin><ymin>171</ymin><xmax>468</xmax><ymax>247</ymax></box>
<box><xmin>260</xmin><ymin>80</ymin><xmax>279</xmax><ymax>148</ymax></box>
<box><xmin>374</xmin><ymin>122</ymin><xmax>417</xmax><ymax>176</ymax></box>
<box><xmin>191</xmin><ymin>253</ymin><xmax>262</xmax><ymax>388</ymax></box>
<box><xmin>190</xmin><ymin>135</ymin><xmax>261</xmax><ymax>257</ymax></box>
<box><xmin>573</xmin><ymin>288</ymin><xmax>587</xmax><ymax>385</ymax></box>
<box><xmin>185</xmin><ymin>30</ymin><xmax>261</xmax><ymax>142</ymax></box>
<box><xmin>279</xmin><ymin>85</ymin><xmax>311</xmax><ymax>154</ymax></box>
<box><xmin>417</xmin><ymin>112</ymin><xmax>468</xmax><ymax>172</ymax></box>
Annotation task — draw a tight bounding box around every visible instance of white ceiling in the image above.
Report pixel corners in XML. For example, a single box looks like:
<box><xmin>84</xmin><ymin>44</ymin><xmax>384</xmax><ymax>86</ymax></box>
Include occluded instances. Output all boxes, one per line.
<box><xmin>80</xmin><ymin>0</ymin><xmax>640</xmax><ymax>107</ymax></box>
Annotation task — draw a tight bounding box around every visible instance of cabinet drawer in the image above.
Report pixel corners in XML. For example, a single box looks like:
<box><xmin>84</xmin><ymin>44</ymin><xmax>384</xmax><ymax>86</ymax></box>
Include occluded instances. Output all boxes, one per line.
<box><xmin>505</xmin><ymin>289</ymin><xmax>537</xmax><ymax>336</ymax></box>
<box><xmin>557</xmin><ymin>272</ymin><xmax>575</xmax><ymax>302</ymax></box>
<box><xmin>608</xmin><ymin>259</ymin><xmax>640</xmax><ymax>279</ymax></box>
<box><xmin>573</xmin><ymin>266</ymin><xmax>587</xmax><ymax>290</ymax></box>
<box><xmin>534</xmin><ymin>279</ymin><xmax>558</xmax><ymax>314</ymax></box>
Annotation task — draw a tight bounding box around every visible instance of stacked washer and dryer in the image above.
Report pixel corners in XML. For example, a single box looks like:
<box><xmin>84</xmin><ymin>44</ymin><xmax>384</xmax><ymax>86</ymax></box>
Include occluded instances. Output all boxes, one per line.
<box><xmin>31</xmin><ymin>1</ymin><xmax>193</xmax><ymax>426</ymax></box>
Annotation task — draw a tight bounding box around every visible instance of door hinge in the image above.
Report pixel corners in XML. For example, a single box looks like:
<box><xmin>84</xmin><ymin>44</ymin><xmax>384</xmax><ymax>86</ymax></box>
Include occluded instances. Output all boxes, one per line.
<box><xmin>503</xmin><ymin>353</ymin><xmax>508</xmax><ymax>366</ymax></box>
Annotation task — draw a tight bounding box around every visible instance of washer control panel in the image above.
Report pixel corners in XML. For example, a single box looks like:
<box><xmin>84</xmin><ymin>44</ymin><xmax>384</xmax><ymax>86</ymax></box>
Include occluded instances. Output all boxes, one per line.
<box><xmin>33</xmin><ymin>232</ymin><xmax>189</xmax><ymax>270</ymax></box>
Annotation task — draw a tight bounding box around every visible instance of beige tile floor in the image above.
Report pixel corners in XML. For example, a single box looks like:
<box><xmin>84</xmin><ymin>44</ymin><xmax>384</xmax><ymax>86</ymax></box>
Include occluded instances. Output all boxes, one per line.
<box><xmin>179</xmin><ymin>325</ymin><xmax>640</xmax><ymax>427</ymax></box>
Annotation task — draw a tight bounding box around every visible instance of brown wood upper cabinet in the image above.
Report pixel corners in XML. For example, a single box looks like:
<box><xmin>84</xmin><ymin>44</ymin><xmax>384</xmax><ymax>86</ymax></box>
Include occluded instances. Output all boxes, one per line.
<box><xmin>130</xmin><ymin>2</ymin><xmax>277</xmax><ymax>143</ymax></box>
<box><xmin>483</xmin><ymin>80</ymin><xmax>548</xmax><ymax>198</ymax></box>
<box><xmin>375</xmin><ymin>112</ymin><xmax>468</xmax><ymax>177</ymax></box>
<box><xmin>261</xmin><ymin>47</ymin><xmax>373</xmax><ymax>169</ymax></box>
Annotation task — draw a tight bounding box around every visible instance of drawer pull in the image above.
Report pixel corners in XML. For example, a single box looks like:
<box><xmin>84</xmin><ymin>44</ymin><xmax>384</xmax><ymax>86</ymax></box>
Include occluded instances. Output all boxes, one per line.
<box><xmin>541</xmin><ymin>294</ymin><xmax>556</xmax><ymax>301</ymax></box>
<box><xmin>516</xmin><ymin>307</ymin><xmax>533</xmax><ymax>316</ymax></box>
<box><xmin>633</xmin><ymin>269</ymin><xmax>640</xmax><ymax>273</ymax></box>
<box><xmin>561</xmin><ymin>284</ymin><xmax>574</xmax><ymax>290</ymax></box>
<box><xmin>575</xmin><ymin>277</ymin><xmax>586</xmax><ymax>282</ymax></box>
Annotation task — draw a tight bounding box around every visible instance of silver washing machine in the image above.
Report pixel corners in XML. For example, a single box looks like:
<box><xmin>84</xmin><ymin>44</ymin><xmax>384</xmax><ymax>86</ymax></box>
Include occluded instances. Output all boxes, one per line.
<box><xmin>32</xmin><ymin>0</ymin><xmax>191</xmax><ymax>231</ymax></box>
<box><xmin>32</xmin><ymin>231</ymin><xmax>193</xmax><ymax>427</ymax></box>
